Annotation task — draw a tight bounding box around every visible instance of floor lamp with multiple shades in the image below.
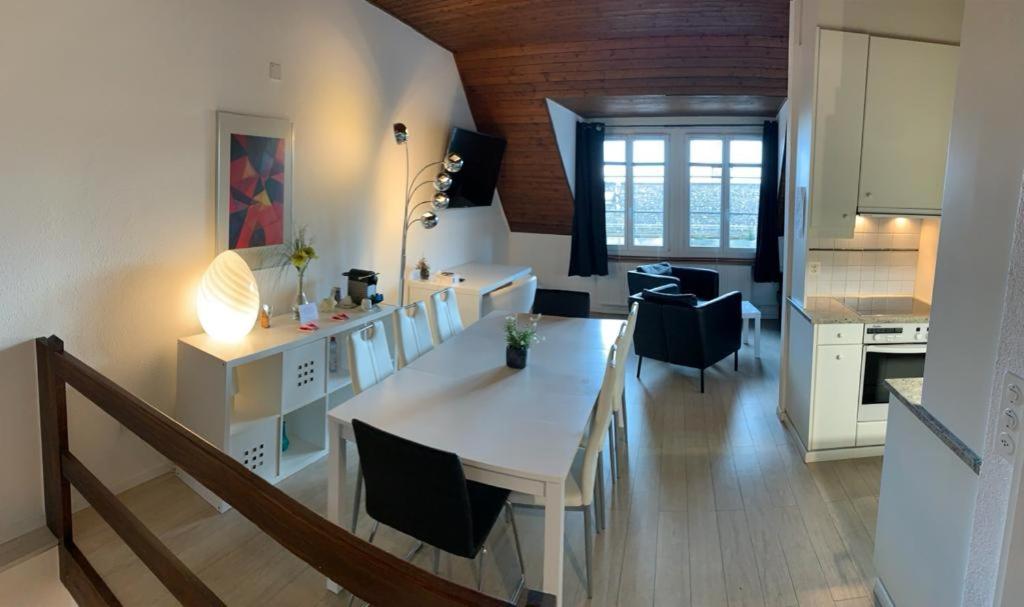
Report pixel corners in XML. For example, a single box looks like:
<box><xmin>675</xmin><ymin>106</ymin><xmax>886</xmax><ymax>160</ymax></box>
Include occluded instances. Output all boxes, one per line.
<box><xmin>393</xmin><ymin>122</ymin><xmax>463</xmax><ymax>306</ymax></box>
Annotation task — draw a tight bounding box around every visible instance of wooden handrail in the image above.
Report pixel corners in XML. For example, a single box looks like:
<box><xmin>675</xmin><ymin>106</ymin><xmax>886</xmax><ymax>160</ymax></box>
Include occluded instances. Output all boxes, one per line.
<box><xmin>36</xmin><ymin>335</ymin><xmax>554</xmax><ymax>607</ymax></box>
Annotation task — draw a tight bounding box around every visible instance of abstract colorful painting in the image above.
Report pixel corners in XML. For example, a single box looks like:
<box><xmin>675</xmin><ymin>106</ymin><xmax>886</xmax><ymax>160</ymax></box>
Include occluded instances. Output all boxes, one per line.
<box><xmin>216</xmin><ymin>112</ymin><xmax>292</xmax><ymax>269</ymax></box>
<box><xmin>229</xmin><ymin>134</ymin><xmax>285</xmax><ymax>249</ymax></box>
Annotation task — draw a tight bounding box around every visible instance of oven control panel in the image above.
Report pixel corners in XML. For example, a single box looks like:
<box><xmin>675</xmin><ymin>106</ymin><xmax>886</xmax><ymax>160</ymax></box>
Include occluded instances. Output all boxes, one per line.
<box><xmin>864</xmin><ymin>323</ymin><xmax>929</xmax><ymax>344</ymax></box>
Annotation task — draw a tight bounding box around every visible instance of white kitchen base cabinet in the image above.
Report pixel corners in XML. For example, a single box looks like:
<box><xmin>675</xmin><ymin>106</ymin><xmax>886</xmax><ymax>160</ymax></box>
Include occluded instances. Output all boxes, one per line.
<box><xmin>175</xmin><ymin>305</ymin><xmax>394</xmax><ymax>512</ymax></box>
<box><xmin>784</xmin><ymin>304</ymin><xmax>881</xmax><ymax>461</ymax></box>
<box><xmin>405</xmin><ymin>263</ymin><xmax>533</xmax><ymax>327</ymax></box>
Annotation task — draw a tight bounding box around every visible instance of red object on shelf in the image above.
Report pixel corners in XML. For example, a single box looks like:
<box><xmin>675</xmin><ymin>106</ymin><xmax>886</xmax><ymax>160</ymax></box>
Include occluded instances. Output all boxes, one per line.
<box><xmin>298</xmin><ymin>321</ymin><xmax>320</xmax><ymax>332</ymax></box>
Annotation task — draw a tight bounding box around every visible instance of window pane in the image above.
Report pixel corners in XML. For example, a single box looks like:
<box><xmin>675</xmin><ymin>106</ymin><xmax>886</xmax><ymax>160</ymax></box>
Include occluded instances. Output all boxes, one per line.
<box><xmin>604</xmin><ymin>166</ymin><xmax>625</xmax><ymax>246</ymax></box>
<box><xmin>604</xmin><ymin>140</ymin><xmax>625</xmax><ymax>163</ymax></box>
<box><xmin>604</xmin><ymin>163</ymin><xmax>625</xmax><ymax>178</ymax></box>
<box><xmin>633</xmin><ymin>212</ymin><xmax>663</xmax><ymax>247</ymax></box>
<box><xmin>729</xmin><ymin>213</ymin><xmax>758</xmax><ymax>249</ymax></box>
<box><xmin>690</xmin><ymin>139</ymin><xmax>722</xmax><ymax>164</ymax></box>
<box><xmin>730</xmin><ymin>140</ymin><xmax>763</xmax><ymax>164</ymax></box>
<box><xmin>633</xmin><ymin>139</ymin><xmax>665</xmax><ymax>164</ymax></box>
<box><xmin>690</xmin><ymin>213</ymin><xmax>721</xmax><ymax>248</ymax></box>
<box><xmin>632</xmin><ymin>164</ymin><xmax>664</xmax><ymax>246</ymax></box>
<box><xmin>729</xmin><ymin>169</ymin><xmax>761</xmax><ymax>215</ymax></box>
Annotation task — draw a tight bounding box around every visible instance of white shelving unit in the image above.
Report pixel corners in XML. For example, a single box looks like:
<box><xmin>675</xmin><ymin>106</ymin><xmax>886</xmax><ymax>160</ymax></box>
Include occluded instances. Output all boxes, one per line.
<box><xmin>175</xmin><ymin>304</ymin><xmax>394</xmax><ymax>512</ymax></box>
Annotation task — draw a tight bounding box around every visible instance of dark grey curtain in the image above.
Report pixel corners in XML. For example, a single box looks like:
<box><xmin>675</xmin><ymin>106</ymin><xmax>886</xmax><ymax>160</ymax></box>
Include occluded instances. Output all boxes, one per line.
<box><xmin>752</xmin><ymin>120</ymin><xmax>782</xmax><ymax>283</ymax></box>
<box><xmin>568</xmin><ymin>122</ymin><xmax>608</xmax><ymax>277</ymax></box>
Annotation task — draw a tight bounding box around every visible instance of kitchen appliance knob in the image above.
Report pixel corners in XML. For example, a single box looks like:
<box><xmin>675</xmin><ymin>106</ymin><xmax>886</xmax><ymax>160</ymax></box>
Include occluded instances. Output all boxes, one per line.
<box><xmin>914</xmin><ymin>333</ymin><xmax>925</xmax><ymax>341</ymax></box>
<box><xmin>836</xmin><ymin>354</ymin><xmax>843</xmax><ymax>360</ymax></box>
<box><xmin>873</xmin><ymin>334</ymin><xmax>883</xmax><ymax>342</ymax></box>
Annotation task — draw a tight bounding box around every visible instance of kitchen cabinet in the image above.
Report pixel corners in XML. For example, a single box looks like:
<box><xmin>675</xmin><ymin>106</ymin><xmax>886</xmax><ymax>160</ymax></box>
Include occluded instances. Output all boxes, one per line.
<box><xmin>809</xmin><ymin>30</ymin><xmax>959</xmax><ymax>237</ymax></box>
<box><xmin>859</xmin><ymin>37</ymin><xmax>959</xmax><ymax>215</ymax></box>
<box><xmin>810</xmin><ymin>341</ymin><xmax>862</xmax><ymax>450</ymax></box>
<box><xmin>810</xmin><ymin>29</ymin><xmax>868</xmax><ymax>238</ymax></box>
<box><xmin>784</xmin><ymin>304</ymin><xmax>868</xmax><ymax>459</ymax></box>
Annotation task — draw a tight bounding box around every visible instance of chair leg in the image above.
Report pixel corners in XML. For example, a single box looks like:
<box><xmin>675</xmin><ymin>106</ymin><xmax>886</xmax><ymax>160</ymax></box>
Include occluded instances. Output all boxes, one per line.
<box><xmin>583</xmin><ymin>507</ymin><xmax>594</xmax><ymax>599</ymax></box>
<box><xmin>348</xmin><ymin>521</ymin><xmax>380</xmax><ymax>607</ymax></box>
<box><xmin>636</xmin><ymin>356</ymin><xmax>643</xmax><ymax>378</ymax></box>
<box><xmin>700</xmin><ymin>368</ymin><xmax>705</xmax><ymax>393</ymax></box>
<box><xmin>351</xmin><ymin>467</ymin><xmax>363</xmax><ymax>531</ymax></box>
<box><xmin>505</xmin><ymin>502</ymin><xmax>527</xmax><ymax>578</ymax></box>
<box><xmin>505</xmin><ymin>502</ymin><xmax>527</xmax><ymax>605</ymax></box>
<box><xmin>596</xmin><ymin>451</ymin><xmax>606</xmax><ymax>532</ymax></box>
<box><xmin>607</xmin><ymin>424</ymin><xmax>618</xmax><ymax>485</ymax></box>
<box><xmin>621</xmin><ymin>388</ymin><xmax>629</xmax><ymax>445</ymax></box>
<box><xmin>476</xmin><ymin>546</ymin><xmax>487</xmax><ymax>591</ymax></box>
<box><xmin>734</xmin><ymin>350</ymin><xmax>739</xmax><ymax>371</ymax></box>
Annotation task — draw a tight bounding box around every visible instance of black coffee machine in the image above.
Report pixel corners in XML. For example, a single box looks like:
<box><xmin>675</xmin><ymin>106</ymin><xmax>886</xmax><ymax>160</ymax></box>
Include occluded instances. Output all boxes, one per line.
<box><xmin>343</xmin><ymin>269</ymin><xmax>384</xmax><ymax>305</ymax></box>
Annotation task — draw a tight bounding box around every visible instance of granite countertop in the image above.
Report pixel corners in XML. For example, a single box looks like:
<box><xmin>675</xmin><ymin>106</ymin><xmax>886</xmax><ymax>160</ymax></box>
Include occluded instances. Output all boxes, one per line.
<box><xmin>789</xmin><ymin>296</ymin><xmax>931</xmax><ymax>325</ymax></box>
<box><xmin>886</xmin><ymin>377</ymin><xmax>982</xmax><ymax>474</ymax></box>
<box><xmin>788</xmin><ymin>297</ymin><xmax>862</xmax><ymax>324</ymax></box>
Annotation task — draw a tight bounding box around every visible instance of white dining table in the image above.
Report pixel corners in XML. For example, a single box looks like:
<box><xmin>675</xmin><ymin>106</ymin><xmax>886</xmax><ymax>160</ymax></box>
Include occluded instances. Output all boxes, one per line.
<box><xmin>325</xmin><ymin>312</ymin><xmax>622</xmax><ymax>605</ymax></box>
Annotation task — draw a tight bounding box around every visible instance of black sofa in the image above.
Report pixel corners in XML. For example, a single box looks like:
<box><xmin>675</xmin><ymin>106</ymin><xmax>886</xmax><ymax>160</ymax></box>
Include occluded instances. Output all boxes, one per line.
<box><xmin>629</xmin><ymin>283</ymin><xmax>742</xmax><ymax>392</ymax></box>
<box><xmin>626</xmin><ymin>262</ymin><xmax>720</xmax><ymax>302</ymax></box>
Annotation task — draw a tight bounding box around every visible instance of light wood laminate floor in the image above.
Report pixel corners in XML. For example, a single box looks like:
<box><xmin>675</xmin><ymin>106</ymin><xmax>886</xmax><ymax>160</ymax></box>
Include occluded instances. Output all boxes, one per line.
<box><xmin>69</xmin><ymin>322</ymin><xmax>882</xmax><ymax>606</ymax></box>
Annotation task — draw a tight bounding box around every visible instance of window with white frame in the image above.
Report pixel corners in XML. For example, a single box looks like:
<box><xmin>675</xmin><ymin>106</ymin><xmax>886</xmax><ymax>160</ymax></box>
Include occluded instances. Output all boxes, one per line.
<box><xmin>603</xmin><ymin>137</ymin><xmax>667</xmax><ymax>248</ymax></box>
<box><xmin>604</xmin><ymin>128</ymin><xmax>763</xmax><ymax>256</ymax></box>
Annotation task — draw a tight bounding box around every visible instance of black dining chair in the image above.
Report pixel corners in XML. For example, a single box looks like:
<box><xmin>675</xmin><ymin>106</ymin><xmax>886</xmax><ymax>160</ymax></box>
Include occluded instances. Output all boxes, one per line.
<box><xmin>351</xmin><ymin>419</ymin><xmax>526</xmax><ymax>603</ymax></box>
<box><xmin>532</xmin><ymin>288</ymin><xmax>590</xmax><ymax>318</ymax></box>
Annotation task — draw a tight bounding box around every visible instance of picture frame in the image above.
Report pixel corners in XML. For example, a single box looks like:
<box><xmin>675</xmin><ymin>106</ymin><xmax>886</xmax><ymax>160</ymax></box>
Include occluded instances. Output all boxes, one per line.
<box><xmin>216</xmin><ymin>111</ymin><xmax>293</xmax><ymax>269</ymax></box>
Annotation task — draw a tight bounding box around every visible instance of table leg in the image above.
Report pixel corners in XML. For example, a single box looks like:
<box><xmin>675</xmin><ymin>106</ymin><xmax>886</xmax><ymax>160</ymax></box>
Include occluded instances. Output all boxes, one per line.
<box><xmin>542</xmin><ymin>479</ymin><xmax>565</xmax><ymax>606</ymax></box>
<box><xmin>742</xmin><ymin>317</ymin><xmax>750</xmax><ymax>345</ymax></box>
<box><xmin>754</xmin><ymin>316</ymin><xmax>762</xmax><ymax>358</ymax></box>
<box><xmin>326</xmin><ymin>421</ymin><xmax>349</xmax><ymax>594</ymax></box>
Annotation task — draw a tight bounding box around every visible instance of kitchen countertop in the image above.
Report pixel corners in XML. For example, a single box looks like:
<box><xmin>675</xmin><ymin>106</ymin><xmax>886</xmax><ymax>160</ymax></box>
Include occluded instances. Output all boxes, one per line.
<box><xmin>789</xmin><ymin>296</ymin><xmax>931</xmax><ymax>324</ymax></box>
<box><xmin>886</xmin><ymin>377</ymin><xmax>982</xmax><ymax>474</ymax></box>
<box><xmin>788</xmin><ymin>297</ymin><xmax>862</xmax><ymax>324</ymax></box>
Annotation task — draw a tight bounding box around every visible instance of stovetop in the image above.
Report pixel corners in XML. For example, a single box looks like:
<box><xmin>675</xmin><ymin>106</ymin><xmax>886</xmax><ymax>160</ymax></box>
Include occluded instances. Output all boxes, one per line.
<box><xmin>839</xmin><ymin>297</ymin><xmax>932</xmax><ymax>318</ymax></box>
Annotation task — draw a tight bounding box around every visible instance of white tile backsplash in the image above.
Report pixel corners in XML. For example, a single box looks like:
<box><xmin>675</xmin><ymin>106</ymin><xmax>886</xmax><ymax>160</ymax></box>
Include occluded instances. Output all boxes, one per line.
<box><xmin>807</xmin><ymin>216</ymin><xmax>922</xmax><ymax>297</ymax></box>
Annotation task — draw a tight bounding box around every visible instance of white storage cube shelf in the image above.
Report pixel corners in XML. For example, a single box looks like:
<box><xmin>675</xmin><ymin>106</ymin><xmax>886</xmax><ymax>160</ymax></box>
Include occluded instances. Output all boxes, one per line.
<box><xmin>175</xmin><ymin>305</ymin><xmax>394</xmax><ymax>512</ymax></box>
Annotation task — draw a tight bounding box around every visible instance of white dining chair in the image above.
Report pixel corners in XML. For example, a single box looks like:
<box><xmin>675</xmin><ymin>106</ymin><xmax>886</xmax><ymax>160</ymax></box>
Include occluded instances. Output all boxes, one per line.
<box><xmin>427</xmin><ymin>287</ymin><xmax>464</xmax><ymax>345</ymax></box>
<box><xmin>511</xmin><ymin>343</ymin><xmax>616</xmax><ymax>599</ymax></box>
<box><xmin>614</xmin><ymin>301</ymin><xmax>639</xmax><ymax>444</ymax></box>
<box><xmin>487</xmin><ymin>275</ymin><xmax>538</xmax><ymax>314</ymax></box>
<box><xmin>347</xmin><ymin>320</ymin><xmax>395</xmax><ymax>531</ymax></box>
<box><xmin>392</xmin><ymin>301</ymin><xmax>433</xmax><ymax>368</ymax></box>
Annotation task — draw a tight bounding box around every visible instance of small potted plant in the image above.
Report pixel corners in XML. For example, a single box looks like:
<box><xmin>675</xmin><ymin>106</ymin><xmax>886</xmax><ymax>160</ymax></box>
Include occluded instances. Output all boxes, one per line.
<box><xmin>504</xmin><ymin>314</ymin><xmax>541</xmax><ymax>369</ymax></box>
<box><xmin>415</xmin><ymin>257</ymin><xmax>430</xmax><ymax>280</ymax></box>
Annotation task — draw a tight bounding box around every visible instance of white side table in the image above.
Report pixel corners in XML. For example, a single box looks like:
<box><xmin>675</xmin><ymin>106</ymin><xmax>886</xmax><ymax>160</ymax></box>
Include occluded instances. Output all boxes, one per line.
<box><xmin>742</xmin><ymin>300</ymin><xmax>762</xmax><ymax>358</ymax></box>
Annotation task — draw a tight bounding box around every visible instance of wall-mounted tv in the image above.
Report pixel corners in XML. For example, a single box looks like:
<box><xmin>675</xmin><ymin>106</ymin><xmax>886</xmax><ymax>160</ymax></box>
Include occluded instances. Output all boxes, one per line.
<box><xmin>445</xmin><ymin>128</ymin><xmax>506</xmax><ymax>207</ymax></box>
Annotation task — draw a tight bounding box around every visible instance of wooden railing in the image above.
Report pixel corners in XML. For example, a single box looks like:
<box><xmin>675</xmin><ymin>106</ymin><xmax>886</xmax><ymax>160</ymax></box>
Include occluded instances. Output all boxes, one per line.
<box><xmin>36</xmin><ymin>336</ymin><xmax>554</xmax><ymax>607</ymax></box>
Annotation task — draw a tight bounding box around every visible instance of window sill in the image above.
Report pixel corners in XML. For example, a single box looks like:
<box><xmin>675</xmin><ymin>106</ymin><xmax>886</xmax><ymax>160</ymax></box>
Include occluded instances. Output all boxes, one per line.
<box><xmin>609</xmin><ymin>253</ymin><xmax>755</xmax><ymax>266</ymax></box>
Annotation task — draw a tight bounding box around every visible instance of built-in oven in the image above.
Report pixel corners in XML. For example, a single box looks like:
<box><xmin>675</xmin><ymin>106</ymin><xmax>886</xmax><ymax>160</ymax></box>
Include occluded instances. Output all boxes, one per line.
<box><xmin>858</xmin><ymin>343</ymin><xmax>927</xmax><ymax>422</ymax></box>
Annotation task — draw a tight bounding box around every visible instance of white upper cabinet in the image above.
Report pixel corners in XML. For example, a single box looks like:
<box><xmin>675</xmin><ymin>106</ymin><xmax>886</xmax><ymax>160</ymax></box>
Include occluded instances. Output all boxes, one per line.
<box><xmin>809</xmin><ymin>30</ymin><xmax>959</xmax><ymax>238</ymax></box>
<box><xmin>858</xmin><ymin>37</ymin><xmax>959</xmax><ymax>215</ymax></box>
<box><xmin>810</xmin><ymin>29</ymin><xmax>869</xmax><ymax>238</ymax></box>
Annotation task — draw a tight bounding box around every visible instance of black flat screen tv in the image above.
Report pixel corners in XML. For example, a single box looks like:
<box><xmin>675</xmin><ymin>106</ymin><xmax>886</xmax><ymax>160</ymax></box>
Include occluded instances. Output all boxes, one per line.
<box><xmin>445</xmin><ymin>128</ymin><xmax>506</xmax><ymax>207</ymax></box>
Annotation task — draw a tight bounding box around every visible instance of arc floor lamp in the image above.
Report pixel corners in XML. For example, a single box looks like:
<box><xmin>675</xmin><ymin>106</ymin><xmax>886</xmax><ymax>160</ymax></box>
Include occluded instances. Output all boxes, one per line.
<box><xmin>393</xmin><ymin>122</ymin><xmax>463</xmax><ymax>306</ymax></box>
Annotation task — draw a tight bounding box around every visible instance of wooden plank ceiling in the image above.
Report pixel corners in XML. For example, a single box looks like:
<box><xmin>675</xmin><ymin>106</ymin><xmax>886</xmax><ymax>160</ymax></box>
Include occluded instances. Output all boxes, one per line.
<box><xmin>369</xmin><ymin>0</ymin><xmax>790</xmax><ymax>235</ymax></box>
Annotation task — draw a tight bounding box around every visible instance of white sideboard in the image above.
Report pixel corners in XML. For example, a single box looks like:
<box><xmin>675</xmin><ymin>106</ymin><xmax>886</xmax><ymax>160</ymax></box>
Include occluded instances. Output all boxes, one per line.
<box><xmin>406</xmin><ymin>262</ymin><xmax>533</xmax><ymax>326</ymax></box>
<box><xmin>175</xmin><ymin>305</ymin><xmax>394</xmax><ymax>511</ymax></box>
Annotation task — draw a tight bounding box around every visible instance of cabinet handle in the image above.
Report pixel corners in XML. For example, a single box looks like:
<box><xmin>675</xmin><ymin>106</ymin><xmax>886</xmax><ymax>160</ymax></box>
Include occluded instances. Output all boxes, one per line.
<box><xmin>836</xmin><ymin>354</ymin><xmax>843</xmax><ymax>360</ymax></box>
<box><xmin>836</xmin><ymin>332</ymin><xmax>843</xmax><ymax>338</ymax></box>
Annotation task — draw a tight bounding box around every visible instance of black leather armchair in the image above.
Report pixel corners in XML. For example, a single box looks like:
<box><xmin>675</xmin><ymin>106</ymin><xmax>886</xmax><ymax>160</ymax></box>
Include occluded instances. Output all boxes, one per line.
<box><xmin>626</xmin><ymin>262</ymin><xmax>720</xmax><ymax>302</ymax></box>
<box><xmin>630</xmin><ymin>284</ymin><xmax>742</xmax><ymax>392</ymax></box>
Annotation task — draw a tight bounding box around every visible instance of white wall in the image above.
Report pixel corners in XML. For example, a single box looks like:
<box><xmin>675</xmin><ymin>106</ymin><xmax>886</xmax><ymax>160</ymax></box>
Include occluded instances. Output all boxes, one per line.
<box><xmin>944</xmin><ymin>2</ymin><xmax>1024</xmax><ymax>604</ymax></box>
<box><xmin>0</xmin><ymin>0</ymin><xmax>507</xmax><ymax>543</ymax></box>
<box><xmin>545</xmin><ymin>99</ymin><xmax>581</xmax><ymax>197</ymax></box>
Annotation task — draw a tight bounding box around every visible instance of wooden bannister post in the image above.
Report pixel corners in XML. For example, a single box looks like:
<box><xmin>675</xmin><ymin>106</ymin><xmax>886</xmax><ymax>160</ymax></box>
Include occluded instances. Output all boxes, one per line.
<box><xmin>36</xmin><ymin>335</ymin><xmax>71</xmax><ymax>544</ymax></box>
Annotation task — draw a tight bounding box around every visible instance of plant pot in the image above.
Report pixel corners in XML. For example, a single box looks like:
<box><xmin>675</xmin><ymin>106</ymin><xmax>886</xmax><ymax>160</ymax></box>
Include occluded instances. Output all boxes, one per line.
<box><xmin>419</xmin><ymin>269</ymin><xmax>430</xmax><ymax>280</ymax></box>
<box><xmin>506</xmin><ymin>345</ymin><xmax>528</xmax><ymax>369</ymax></box>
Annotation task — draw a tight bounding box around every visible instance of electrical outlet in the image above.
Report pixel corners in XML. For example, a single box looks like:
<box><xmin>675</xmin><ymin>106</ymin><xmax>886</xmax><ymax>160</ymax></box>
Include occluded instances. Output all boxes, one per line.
<box><xmin>808</xmin><ymin>262</ymin><xmax>821</xmax><ymax>275</ymax></box>
<box><xmin>269</xmin><ymin>62</ymin><xmax>282</xmax><ymax>81</ymax></box>
<box><xmin>998</xmin><ymin>432</ymin><xmax>1016</xmax><ymax>457</ymax></box>
<box><xmin>1001</xmin><ymin>408</ymin><xmax>1019</xmax><ymax>432</ymax></box>
<box><xmin>1006</xmin><ymin>371</ymin><xmax>1023</xmax><ymax>407</ymax></box>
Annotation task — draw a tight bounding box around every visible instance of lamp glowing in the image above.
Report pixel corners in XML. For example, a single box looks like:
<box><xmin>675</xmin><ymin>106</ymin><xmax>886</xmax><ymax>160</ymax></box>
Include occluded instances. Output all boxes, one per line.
<box><xmin>197</xmin><ymin>250</ymin><xmax>260</xmax><ymax>342</ymax></box>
